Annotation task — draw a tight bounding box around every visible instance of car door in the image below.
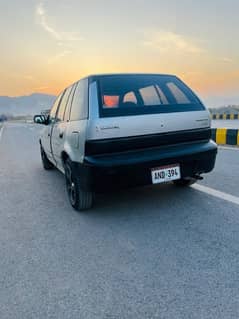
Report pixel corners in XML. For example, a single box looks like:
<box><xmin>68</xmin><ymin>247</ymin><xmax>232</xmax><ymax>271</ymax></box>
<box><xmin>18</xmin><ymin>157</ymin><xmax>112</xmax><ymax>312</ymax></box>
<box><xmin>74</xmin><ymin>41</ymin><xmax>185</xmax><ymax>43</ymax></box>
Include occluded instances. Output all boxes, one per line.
<box><xmin>41</xmin><ymin>92</ymin><xmax>64</xmax><ymax>161</ymax></box>
<box><xmin>51</xmin><ymin>85</ymin><xmax>74</xmax><ymax>168</ymax></box>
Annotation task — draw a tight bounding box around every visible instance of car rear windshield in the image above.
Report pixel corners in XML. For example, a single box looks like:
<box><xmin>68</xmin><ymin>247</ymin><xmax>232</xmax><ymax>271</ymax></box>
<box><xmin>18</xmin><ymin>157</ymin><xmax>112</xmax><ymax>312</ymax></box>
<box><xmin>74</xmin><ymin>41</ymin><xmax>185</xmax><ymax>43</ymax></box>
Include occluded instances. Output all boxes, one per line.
<box><xmin>97</xmin><ymin>75</ymin><xmax>205</xmax><ymax>118</ymax></box>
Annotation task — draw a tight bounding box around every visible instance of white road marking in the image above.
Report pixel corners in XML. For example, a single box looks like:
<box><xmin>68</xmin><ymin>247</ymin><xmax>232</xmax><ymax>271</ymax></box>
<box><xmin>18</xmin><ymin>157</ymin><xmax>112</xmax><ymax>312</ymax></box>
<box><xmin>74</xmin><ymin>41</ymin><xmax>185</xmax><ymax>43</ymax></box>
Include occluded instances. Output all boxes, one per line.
<box><xmin>219</xmin><ymin>146</ymin><xmax>239</xmax><ymax>151</ymax></box>
<box><xmin>192</xmin><ymin>184</ymin><xmax>239</xmax><ymax>206</ymax></box>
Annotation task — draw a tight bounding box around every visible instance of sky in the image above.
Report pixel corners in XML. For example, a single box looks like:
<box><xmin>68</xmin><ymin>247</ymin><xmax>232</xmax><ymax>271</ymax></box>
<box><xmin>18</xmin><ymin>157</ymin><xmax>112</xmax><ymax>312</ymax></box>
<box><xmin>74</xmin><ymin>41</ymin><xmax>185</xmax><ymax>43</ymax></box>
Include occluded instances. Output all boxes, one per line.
<box><xmin>0</xmin><ymin>0</ymin><xmax>238</xmax><ymax>107</ymax></box>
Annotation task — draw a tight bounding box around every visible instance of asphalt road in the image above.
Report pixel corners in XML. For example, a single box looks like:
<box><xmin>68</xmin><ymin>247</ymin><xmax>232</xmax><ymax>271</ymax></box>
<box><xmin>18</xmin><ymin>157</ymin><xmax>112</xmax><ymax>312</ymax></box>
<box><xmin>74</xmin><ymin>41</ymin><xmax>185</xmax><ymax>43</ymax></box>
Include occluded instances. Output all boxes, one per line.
<box><xmin>1</xmin><ymin>122</ymin><xmax>239</xmax><ymax>319</ymax></box>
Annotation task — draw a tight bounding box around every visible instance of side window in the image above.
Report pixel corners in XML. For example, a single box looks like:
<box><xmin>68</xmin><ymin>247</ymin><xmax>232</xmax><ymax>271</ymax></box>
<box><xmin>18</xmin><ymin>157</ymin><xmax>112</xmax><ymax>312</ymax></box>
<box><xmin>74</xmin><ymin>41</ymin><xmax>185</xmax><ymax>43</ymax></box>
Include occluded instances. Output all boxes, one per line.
<box><xmin>103</xmin><ymin>95</ymin><xmax>119</xmax><ymax>108</ymax></box>
<box><xmin>64</xmin><ymin>84</ymin><xmax>76</xmax><ymax>122</ymax></box>
<box><xmin>70</xmin><ymin>78</ymin><xmax>88</xmax><ymax>121</ymax></box>
<box><xmin>156</xmin><ymin>85</ymin><xmax>169</xmax><ymax>104</ymax></box>
<box><xmin>123</xmin><ymin>92</ymin><xmax>137</xmax><ymax>104</ymax></box>
<box><xmin>49</xmin><ymin>92</ymin><xmax>64</xmax><ymax>123</ymax></box>
<box><xmin>56</xmin><ymin>86</ymin><xmax>72</xmax><ymax>122</ymax></box>
<box><xmin>167</xmin><ymin>82</ymin><xmax>190</xmax><ymax>104</ymax></box>
<box><xmin>139</xmin><ymin>86</ymin><xmax>161</xmax><ymax>106</ymax></box>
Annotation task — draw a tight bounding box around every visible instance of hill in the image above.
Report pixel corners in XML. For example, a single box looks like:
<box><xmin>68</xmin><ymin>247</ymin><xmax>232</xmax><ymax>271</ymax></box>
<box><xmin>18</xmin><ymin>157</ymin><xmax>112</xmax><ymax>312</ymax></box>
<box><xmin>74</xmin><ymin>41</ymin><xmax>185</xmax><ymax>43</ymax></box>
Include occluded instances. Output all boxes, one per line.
<box><xmin>0</xmin><ymin>93</ymin><xmax>56</xmax><ymax>117</ymax></box>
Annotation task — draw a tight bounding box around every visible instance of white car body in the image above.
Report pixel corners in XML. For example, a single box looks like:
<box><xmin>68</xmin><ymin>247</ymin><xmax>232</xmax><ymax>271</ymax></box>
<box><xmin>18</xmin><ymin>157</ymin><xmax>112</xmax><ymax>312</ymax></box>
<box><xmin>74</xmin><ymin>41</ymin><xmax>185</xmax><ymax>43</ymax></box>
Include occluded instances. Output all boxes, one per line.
<box><xmin>35</xmin><ymin>73</ymin><xmax>217</xmax><ymax>210</ymax></box>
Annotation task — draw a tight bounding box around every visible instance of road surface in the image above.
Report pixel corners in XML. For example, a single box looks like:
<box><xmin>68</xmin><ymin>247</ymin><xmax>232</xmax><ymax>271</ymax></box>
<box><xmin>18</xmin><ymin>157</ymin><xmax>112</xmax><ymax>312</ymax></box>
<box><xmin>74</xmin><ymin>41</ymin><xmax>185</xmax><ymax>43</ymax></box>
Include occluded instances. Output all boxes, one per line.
<box><xmin>1</xmin><ymin>122</ymin><xmax>239</xmax><ymax>319</ymax></box>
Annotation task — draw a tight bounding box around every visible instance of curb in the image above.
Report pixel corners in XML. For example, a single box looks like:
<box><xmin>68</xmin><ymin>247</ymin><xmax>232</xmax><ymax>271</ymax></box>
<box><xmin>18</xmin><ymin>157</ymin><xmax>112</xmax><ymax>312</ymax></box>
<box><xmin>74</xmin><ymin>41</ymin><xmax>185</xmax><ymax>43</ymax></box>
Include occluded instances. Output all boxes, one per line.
<box><xmin>211</xmin><ymin>128</ymin><xmax>239</xmax><ymax>145</ymax></box>
<box><xmin>212</xmin><ymin>113</ymin><xmax>239</xmax><ymax>120</ymax></box>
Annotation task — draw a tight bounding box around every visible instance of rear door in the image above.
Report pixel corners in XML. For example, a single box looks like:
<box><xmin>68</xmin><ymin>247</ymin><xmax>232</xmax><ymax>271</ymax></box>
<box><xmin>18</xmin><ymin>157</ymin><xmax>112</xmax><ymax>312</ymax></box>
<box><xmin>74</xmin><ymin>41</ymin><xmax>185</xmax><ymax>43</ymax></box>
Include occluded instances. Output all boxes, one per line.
<box><xmin>51</xmin><ymin>86</ymin><xmax>74</xmax><ymax>167</ymax></box>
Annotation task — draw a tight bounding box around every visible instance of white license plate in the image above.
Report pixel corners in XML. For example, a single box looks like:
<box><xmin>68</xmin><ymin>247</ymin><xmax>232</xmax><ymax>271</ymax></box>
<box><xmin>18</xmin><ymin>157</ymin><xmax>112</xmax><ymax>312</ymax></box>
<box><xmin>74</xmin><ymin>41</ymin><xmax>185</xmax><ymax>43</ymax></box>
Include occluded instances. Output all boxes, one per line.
<box><xmin>151</xmin><ymin>164</ymin><xmax>181</xmax><ymax>184</ymax></box>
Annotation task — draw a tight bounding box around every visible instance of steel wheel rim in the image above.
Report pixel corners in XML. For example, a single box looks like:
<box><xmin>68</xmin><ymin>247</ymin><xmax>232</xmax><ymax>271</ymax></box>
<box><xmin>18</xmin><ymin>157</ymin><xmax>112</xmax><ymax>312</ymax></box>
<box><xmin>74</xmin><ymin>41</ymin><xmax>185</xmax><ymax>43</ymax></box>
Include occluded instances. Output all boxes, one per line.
<box><xmin>65</xmin><ymin>164</ymin><xmax>76</xmax><ymax>205</ymax></box>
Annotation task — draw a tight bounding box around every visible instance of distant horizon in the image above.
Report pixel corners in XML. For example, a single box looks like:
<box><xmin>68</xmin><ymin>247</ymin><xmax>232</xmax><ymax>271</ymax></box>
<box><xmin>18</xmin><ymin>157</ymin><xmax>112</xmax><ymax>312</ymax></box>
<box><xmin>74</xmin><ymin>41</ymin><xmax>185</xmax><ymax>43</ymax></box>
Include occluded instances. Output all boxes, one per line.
<box><xmin>1</xmin><ymin>91</ymin><xmax>239</xmax><ymax>109</ymax></box>
<box><xmin>1</xmin><ymin>92</ymin><xmax>56</xmax><ymax>98</ymax></box>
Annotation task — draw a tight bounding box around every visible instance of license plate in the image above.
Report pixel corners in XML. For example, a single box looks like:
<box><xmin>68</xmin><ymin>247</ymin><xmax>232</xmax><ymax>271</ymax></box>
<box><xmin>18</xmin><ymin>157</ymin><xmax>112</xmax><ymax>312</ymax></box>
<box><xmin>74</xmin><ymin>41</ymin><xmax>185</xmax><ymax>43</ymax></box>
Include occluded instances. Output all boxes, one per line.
<box><xmin>151</xmin><ymin>164</ymin><xmax>181</xmax><ymax>184</ymax></box>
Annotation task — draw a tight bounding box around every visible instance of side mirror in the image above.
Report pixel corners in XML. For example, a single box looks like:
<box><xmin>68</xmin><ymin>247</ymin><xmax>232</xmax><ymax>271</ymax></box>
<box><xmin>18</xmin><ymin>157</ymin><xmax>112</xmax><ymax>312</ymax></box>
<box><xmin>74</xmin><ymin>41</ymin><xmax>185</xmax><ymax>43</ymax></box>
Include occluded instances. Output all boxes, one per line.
<box><xmin>33</xmin><ymin>114</ymin><xmax>48</xmax><ymax>125</ymax></box>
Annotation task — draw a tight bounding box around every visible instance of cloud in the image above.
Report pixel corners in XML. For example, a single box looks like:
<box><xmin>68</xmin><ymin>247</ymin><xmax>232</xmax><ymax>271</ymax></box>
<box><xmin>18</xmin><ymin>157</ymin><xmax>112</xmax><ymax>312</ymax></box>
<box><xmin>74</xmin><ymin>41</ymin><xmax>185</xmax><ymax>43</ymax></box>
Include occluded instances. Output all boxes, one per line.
<box><xmin>23</xmin><ymin>75</ymin><xmax>34</xmax><ymax>81</ymax></box>
<box><xmin>36</xmin><ymin>2</ymin><xmax>83</xmax><ymax>42</ymax></box>
<box><xmin>47</xmin><ymin>50</ymin><xmax>72</xmax><ymax>64</ymax></box>
<box><xmin>60</xmin><ymin>32</ymin><xmax>82</xmax><ymax>42</ymax></box>
<box><xmin>220</xmin><ymin>57</ymin><xmax>233</xmax><ymax>63</ymax></box>
<box><xmin>9</xmin><ymin>73</ymin><xmax>34</xmax><ymax>81</ymax></box>
<box><xmin>32</xmin><ymin>86</ymin><xmax>50</xmax><ymax>91</ymax></box>
<box><xmin>143</xmin><ymin>30</ymin><xmax>205</xmax><ymax>54</ymax></box>
<box><xmin>36</xmin><ymin>2</ymin><xmax>61</xmax><ymax>40</ymax></box>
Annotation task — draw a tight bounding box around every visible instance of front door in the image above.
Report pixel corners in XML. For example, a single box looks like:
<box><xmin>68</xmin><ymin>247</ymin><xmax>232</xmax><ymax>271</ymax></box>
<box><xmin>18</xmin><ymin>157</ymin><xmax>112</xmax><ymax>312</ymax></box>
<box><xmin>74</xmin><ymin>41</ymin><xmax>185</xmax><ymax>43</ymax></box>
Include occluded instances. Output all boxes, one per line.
<box><xmin>42</xmin><ymin>92</ymin><xmax>64</xmax><ymax>162</ymax></box>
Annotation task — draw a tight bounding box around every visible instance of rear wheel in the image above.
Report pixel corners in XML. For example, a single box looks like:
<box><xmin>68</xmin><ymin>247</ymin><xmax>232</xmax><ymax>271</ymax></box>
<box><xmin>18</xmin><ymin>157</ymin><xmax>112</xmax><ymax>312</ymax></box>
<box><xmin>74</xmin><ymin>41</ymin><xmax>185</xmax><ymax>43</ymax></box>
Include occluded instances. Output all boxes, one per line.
<box><xmin>64</xmin><ymin>159</ymin><xmax>94</xmax><ymax>211</ymax></box>
<box><xmin>40</xmin><ymin>145</ymin><xmax>54</xmax><ymax>170</ymax></box>
<box><xmin>173</xmin><ymin>178</ymin><xmax>197</xmax><ymax>187</ymax></box>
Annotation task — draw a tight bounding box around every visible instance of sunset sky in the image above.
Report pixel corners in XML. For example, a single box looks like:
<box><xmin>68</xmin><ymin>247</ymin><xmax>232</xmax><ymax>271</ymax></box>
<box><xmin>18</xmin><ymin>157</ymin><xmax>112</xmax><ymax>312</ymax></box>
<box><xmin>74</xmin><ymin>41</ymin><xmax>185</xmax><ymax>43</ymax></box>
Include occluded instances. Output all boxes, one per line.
<box><xmin>0</xmin><ymin>0</ymin><xmax>238</xmax><ymax>106</ymax></box>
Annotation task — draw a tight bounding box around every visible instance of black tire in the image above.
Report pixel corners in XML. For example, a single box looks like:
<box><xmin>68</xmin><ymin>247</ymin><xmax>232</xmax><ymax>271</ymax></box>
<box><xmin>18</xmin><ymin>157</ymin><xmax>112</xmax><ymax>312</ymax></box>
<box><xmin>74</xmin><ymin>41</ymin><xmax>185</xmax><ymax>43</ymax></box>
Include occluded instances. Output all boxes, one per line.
<box><xmin>64</xmin><ymin>158</ymin><xmax>94</xmax><ymax>211</ymax></box>
<box><xmin>173</xmin><ymin>178</ymin><xmax>197</xmax><ymax>187</ymax></box>
<box><xmin>40</xmin><ymin>145</ymin><xmax>54</xmax><ymax>170</ymax></box>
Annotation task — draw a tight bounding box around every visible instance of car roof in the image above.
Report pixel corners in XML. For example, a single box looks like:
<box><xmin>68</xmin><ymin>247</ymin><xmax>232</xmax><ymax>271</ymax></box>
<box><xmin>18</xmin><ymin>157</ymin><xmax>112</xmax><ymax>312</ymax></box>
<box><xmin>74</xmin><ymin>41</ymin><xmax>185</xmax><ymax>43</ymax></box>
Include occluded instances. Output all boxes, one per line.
<box><xmin>87</xmin><ymin>73</ymin><xmax>176</xmax><ymax>79</ymax></box>
<box><xmin>66</xmin><ymin>73</ymin><xmax>178</xmax><ymax>91</ymax></box>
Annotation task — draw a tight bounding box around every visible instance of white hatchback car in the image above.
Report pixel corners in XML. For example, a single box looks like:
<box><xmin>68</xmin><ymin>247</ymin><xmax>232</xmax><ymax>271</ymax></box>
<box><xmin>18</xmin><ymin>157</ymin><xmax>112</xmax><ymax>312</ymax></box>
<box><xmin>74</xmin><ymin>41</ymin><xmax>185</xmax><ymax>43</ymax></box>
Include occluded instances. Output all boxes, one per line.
<box><xmin>34</xmin><ymin>74</ymin><xmax>217</xmax><ymax>211</ymax></box>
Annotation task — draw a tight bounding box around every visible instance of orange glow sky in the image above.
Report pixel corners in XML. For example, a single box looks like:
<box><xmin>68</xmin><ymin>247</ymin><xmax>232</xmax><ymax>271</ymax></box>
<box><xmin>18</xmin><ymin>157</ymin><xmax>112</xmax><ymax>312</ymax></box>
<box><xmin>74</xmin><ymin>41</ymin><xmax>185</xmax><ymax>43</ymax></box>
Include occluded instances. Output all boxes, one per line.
<box><xmin>0</xmin><ymin>0</ymin><xmax>238</xmax><ymax>106</ymax></box>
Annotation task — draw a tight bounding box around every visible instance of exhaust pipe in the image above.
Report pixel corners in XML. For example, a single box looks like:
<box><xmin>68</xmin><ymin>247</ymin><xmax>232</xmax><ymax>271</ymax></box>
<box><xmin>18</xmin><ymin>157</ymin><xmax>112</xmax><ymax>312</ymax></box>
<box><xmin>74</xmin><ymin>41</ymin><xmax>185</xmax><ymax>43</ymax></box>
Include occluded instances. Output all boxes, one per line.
<box><xmin>194</xmin><ymin>174</ymin><xmax>203</xmax><ymax>180</ymax></box>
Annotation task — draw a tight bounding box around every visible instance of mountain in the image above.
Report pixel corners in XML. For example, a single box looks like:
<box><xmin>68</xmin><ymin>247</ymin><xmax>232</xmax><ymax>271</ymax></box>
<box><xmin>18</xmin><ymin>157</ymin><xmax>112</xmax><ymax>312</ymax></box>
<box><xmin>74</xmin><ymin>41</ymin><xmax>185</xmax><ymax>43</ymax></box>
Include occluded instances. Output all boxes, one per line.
<box><xmin>0</xmin><ymin>93</ymin><xmax>56</xmax><ymax>117</ymax></box>
<box><xmin>1</xmin><ymin>92</ymin><xmax>238</xmax><ymax>117</ymax></box>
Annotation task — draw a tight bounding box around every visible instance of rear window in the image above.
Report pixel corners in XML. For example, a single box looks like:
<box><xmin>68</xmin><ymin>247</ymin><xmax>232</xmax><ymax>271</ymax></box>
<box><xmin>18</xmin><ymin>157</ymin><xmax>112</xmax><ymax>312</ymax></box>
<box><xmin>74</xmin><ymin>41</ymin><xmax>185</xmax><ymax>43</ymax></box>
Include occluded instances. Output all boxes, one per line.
<box><xmin>70</xmin><ymin>78</ymin><xmax>88</xmax><ymax>121</ymax></box>
<box><xmin>97</xmin><ymin>75</ymin><xmax>204</xmax><ymax>118</ymax></box>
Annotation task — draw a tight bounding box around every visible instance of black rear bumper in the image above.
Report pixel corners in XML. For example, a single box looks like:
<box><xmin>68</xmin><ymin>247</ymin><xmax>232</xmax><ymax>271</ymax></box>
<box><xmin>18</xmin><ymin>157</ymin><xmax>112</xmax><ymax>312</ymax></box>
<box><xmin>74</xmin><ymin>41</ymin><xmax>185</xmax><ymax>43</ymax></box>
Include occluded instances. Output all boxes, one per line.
<box><xmin>73</xmin><ymin>140</ymin><xmax>217</xmax><ymax>192</ymax></box>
